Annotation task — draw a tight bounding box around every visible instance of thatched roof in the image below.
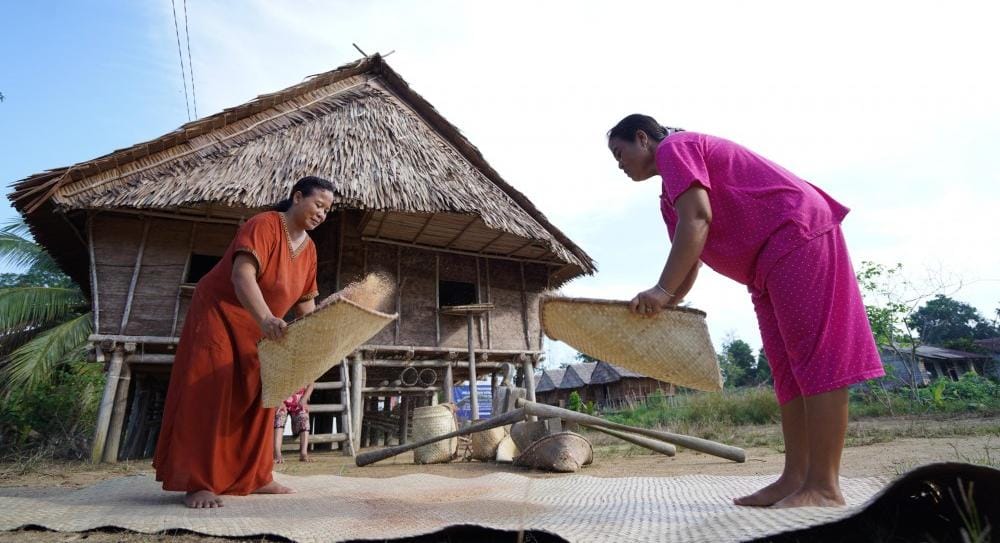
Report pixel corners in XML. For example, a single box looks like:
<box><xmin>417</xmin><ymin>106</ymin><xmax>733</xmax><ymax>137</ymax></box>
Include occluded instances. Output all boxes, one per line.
<box><xmin>560</xmin><ymin>362</ymin><xmax>597</xmax><ymax>389</ymax></box>
<box><xmin>9</xmin><ymin>54</ymin><xmax>595</xmax><ymax>291</ymax></box>
<box><xmin>590</xmin><ymin>360</ymin><xmax>647</xmax><ymax>384</ymax></box>
<box><xmin>535</xmin><ymin>368</ymin><xmax>566</xmax><ymax>393</ymax></box>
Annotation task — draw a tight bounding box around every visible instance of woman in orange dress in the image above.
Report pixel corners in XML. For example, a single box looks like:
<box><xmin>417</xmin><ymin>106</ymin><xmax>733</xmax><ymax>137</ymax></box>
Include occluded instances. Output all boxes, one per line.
<box><xmin>154</xmin><ymin>176</ymin><xmax>335</xmax><ymax>508</ymax></box>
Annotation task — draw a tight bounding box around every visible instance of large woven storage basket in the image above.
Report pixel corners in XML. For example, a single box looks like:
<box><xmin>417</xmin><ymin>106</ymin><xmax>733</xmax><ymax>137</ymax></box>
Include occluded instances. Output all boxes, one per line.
<box><xmin>540</xmin><ymin>296</ymin><xmax>722</xmax><ymax>392</ymax></box>
<box><xmin>469</xmin><ymin>426</ymin><xmax>508</xmax><ymax>461</ymax></box>
<box><xmin>259</xmin><ymin>274</ymin><xmax>396</xmax><ymax>407</ymax></box>
<box><xmin>411</xmin><ymin>405</ymin><xmax>458</xmax><ymax>464</ymax></box>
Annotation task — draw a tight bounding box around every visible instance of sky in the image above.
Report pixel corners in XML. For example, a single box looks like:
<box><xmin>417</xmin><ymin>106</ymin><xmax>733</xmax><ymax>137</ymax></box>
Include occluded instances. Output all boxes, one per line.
<box><xmin>2</xmin><ymin>1</ymin><xmax>998</xmax><ymax>369</ymax></box>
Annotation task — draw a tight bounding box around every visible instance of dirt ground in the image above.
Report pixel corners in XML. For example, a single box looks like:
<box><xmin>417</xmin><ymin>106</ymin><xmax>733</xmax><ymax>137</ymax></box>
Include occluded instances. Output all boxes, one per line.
<box><xmin>0</xmin><ymin>415</ymin><xmax>997</xmax><ymax>542</ymax></box>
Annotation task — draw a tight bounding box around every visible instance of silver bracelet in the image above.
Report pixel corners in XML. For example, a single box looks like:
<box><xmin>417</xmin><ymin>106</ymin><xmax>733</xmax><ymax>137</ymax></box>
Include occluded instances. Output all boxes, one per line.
<box><xmin>655</xmin><ymin>284</ymin><xmax>676</xmax><ymax>297</ymax></box>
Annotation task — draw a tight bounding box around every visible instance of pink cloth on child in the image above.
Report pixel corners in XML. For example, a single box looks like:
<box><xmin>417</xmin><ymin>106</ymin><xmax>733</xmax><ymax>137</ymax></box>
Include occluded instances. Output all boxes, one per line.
<box><xmin>655</xmin><ymin>132</ymin><xmax>883</xmax><ymax>403</ymax></box>
<box><xmin>281</xmin><ymin>388</ymin><xmax>308</xmax><ymax>414</ymax></box>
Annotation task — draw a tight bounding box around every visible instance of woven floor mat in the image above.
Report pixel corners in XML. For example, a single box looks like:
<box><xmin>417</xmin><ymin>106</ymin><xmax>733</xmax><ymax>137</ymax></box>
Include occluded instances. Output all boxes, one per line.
<box><xmin>0</xmin><ymin>472</ymin><xmax>887</xmax><ymax>542</ymax></box>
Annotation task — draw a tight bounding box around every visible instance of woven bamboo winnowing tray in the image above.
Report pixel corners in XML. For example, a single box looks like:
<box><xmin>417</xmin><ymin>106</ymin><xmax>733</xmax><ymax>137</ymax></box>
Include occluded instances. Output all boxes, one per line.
<box><xmin>540</xmin><ymin>296</ymin><xmax>722</xmax><ymax>392</ymax></box>
<box><xmin>259</xmin><ymin>276</ymin><xmax>397</xmax><ymax>407</ymax></box>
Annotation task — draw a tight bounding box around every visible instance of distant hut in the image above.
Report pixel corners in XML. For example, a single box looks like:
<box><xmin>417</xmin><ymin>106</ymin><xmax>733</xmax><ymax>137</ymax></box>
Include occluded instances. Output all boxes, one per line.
<box><xmin>561</xmin><ymin>362</ymin><xmax>598</xmax><ymax>403</ymax></box>
<box><xmin>880</xmin><ymin>345</ymin><xmax>994</xmax><ymax>386</ymax></box>
<box><xmin>589</xmin><ymin>361</ymin><xmax>675</xmax><ymax>409</ymax></box>
<box><xmin>534</xmin><ymin>368</ymin><xmax>566</xmax><ymax>405</ymax></box>
<box><xmin>8</xmin><ymin>54</ymin><xmax>595</xmax><ymax>462</ymax></box>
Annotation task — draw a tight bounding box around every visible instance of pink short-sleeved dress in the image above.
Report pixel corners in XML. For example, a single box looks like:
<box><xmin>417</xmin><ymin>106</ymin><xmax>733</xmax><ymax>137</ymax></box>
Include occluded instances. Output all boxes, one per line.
<box><xmin>656</xmin><ymin>132</ymin><xmax>884</xmax><ymax>404</ymax></box>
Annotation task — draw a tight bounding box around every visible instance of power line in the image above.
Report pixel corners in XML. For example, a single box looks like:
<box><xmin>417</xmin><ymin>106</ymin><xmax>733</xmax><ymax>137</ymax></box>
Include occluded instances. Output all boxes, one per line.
<box><xmin>170</xmin><ymin>0</ymin><xmax>191</xmax><ymax>121</ymax></box>
<box><xmin>183</xmin><ymin>0</ymin><xmax>198</xmax><ymax>118</ymax></box>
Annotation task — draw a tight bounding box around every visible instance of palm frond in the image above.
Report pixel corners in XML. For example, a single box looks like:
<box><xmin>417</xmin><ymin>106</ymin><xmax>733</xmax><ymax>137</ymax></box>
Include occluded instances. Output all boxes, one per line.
<box><xmin>0</xmin><ymin>313</ymin><xmax>92</xmax><ymax>397</ymax></box>
<box><xmin>0</xmin><ymin>287</ymin><xmax>87</xmax><ymax>333</ymax></box>
<box><xmin>0</xmin><ymin>218</ymin><xmax>63</xmax><ymax>275</ymax></box>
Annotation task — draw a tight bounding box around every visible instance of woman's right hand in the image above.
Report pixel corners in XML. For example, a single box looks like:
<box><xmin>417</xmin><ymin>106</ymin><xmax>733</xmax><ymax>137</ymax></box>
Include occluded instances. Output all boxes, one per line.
<box><xmin>259</xmin><ymin>315</ymin><xmax>288</xmax><ymax>341</ymax></box>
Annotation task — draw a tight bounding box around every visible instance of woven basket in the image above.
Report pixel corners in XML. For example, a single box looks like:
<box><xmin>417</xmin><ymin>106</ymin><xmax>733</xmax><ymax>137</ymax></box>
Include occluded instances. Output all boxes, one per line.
<box><xmin>469</xmin><ymin>426</ymin><xmax>508</xmax><ymax>461</ymax></box>
<box><xmin>540</xmin><ymin>296</ymin><xmax>722</xmax><ymax>392</ymax></box>
<box><xmin>411</xmin><ymin>405</ymin><xmax>458</xmax><ymax>464</ymax></box>
<box><xmin>258</xmin><ymin>274</ymin><xmax>397</xmax><ymax>407</ymax></box>
<box><xmin>514</xmin><ymin>431</ymin><xmax>593</xmax><ymax>473</ymax></box>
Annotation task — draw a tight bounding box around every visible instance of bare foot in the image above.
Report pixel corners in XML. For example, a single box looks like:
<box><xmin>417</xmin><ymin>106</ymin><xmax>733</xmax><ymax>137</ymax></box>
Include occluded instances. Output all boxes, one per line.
<box><xmin>274</xmin><ymin>453</ymin><xmax>284</xmax><ymax>464</ymax></box>
<box><xmin>253</xmin><ymin>480</ymin><xmax>295</xmax><ymax>495</ymax></box>
<box><xmin>772</xmin><ymin>486</ymin><xmax>845</xmax><ymax>508</ymax></box>
<box><xmin>184</xmin><ymin>490</ymin><xmax>223</xmax><ymax>509</ymax></box>
<box><xmin>733</xmin><ymin>477</ymin><xmax>802</xmax><ymax>507</ymax></box>
<box><xmin>299</xmin><ymin>454</ymin><xmax>313</xmax><ymax>463</ymax></box>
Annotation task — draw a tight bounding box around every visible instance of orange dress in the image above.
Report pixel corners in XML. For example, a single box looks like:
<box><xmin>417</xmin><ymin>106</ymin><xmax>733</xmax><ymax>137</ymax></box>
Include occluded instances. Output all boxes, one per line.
<box><xmin>154</xmin><ymin>211</ymin><xmax>318</xmax><ymax>494</ymax></box>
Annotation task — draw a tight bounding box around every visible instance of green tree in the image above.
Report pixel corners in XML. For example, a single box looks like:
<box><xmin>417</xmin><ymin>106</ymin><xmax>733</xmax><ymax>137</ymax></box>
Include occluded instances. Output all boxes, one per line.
<box><xmin>718</xmin><ymin>336</ymin><xmax>755</xmax><ymax>387</ymax></box>
<box><xmin>754</xmin><ymin>349</ymin><xmax>772</xmax><ymax>386</ymax></box>
<box><xmin>908</xmin><ymin>295</ymin><xmax>997</xmax><ymax>345</ymax></box>
<box><xmin>574</xmin><ymin>352</ymin><xmax>600</xmax><ymax>363</ymax></box>
<box><xmin>0</xmin><ymin>219</ymin><xmax>92</xmax><ymax>398</ymax></box>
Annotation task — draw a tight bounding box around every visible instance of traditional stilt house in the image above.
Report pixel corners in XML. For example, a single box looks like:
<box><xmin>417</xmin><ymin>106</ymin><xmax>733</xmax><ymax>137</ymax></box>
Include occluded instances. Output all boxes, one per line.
<box><xmin>561</xmin><ymin>362</ymin><xmax>598</xmax><ymax>403</ymax></box>
<box><xmin>8</xmin><ymin>55</ymin><xmax>595</xmax><ymax>462</ymax></box>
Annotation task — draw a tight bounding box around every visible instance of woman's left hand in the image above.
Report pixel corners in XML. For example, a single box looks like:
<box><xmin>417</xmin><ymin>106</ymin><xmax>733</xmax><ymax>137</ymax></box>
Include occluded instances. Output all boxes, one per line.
<box><xmin>629</xmin><ymin>286</ymin><xmax>675</xmax><ymax>317</ymax></box>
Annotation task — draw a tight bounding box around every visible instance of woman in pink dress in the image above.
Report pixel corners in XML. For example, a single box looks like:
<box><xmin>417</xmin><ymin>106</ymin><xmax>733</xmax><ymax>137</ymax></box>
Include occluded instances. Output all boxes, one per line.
<box><xmin>607</xmin><ymin>114</ymin><xmax>884</xmax><ymax>508</ymax></box>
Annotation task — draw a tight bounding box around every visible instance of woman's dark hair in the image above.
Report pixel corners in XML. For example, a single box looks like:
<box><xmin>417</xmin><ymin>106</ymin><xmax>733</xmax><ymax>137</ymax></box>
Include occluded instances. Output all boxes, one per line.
<box><xmin>273</xmin><ymin>176</ymin><xmax>335</xmax><ymax>212</ymax></box>
<box><xmin>607</xmin><ymin>114</ymin><xmax>683</xmax><ymax>143</ymax></box>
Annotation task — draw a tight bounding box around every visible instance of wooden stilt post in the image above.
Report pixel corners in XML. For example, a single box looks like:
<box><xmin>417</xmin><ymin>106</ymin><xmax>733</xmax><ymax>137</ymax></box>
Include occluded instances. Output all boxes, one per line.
<box><xmin>103</xmin><ymin>344</ymin><xmax>134</xmax><ymax>463</ymax></box>
<box><xmin>92</xmin><ymin>345</ymin><xmax>124</xmax><ymax>463</ymax></box>
<box><xmin>340</xmin><ymin>359</ymin><xmax>355</xmax><ymax>456</ymax></box>
<box><xmin>467</xmin><ymin>313</ymin><xmax>479</xmax><ymax>420</ymax></box>
<box><xmin>351</xmin><ymin>352</ymin><xmax>364</xmax><ymax>451</ymax></box>
<box><xmin>86</xmin><ymin>216</ymin><xmax>100</xmax><ymax>334</ymax></box>
<box><xmin>444</xmin><ymin>360</ymin><xmax>454</xmax><ymax>404</ymax></box>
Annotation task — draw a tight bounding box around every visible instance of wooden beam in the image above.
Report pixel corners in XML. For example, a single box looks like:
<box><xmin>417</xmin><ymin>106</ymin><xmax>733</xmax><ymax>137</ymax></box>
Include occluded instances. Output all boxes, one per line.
<box><xmin>358</xmin><ymin>210</ymin><xmax>375</xmax><ymax>234</ymax></box>
<box><xmin>507</xmin><ymin>238</ymin><xmax>537</xmax><ymax>257</ymax></box>
<box><xmin>119</xmin><ymin>221</ymin><xmax>150</xmax><ymax>335</ymax></box>
<box><xmin>361</xmin><ymin>236</ymin><xmax>563</xmax><ymax>267</ymax></box>
<box><xmin>171</xmin><ymin>223</ymin><xmax>197</xmax><ymax>337</ymax></box>
<box><xmin>92</xmin><ymin>346</ymin><xmax>124</xmax><ymax>463</ymax></box>
<box><xmin>363</xmin><ymin>386</ymin><xmax>439</xmax><ymax>394</ymax></box>
<box><xmin>89</xmin><ymin>334</ymin><xmax>178</xmax><ymax>344</ymax></box>
<box><xmin>87</xmin><ymin>216</ymin><xmax>100</xmax><ymax>335</ymax></box>
<box><xmin>411</xmin><ymin>212</ymin><xmax>437</xmax><ymax>243</ymax></box>
<box><xmin>443</xmin><ymin>215</ymin><xmax>479</xmax><ymax>249</ymax></box>
<box><xmin>373</xmin><ymin>212</ymin><xmax>388</xmax><ymax>239</ymax></box>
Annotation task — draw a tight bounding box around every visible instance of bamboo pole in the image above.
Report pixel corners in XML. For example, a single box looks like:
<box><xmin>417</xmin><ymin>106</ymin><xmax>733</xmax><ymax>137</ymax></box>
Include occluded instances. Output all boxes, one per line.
<box><xmin>119</xmin><ymin>221</ymin><xmax>150</xmax><ymax>334</ymax></box>
<box><xmin>361</xmin><ymin>236</ymin><xmax>563</xmax><ymax>267</ymax></box>
<box><xmin>395</xmin><ymin>246</ymin><xmax>401</xmax><ymax>344</ymax></box>
<box><xmin>91</xmin><ymin>346</ymin><xmax>124</xmax><ymax>463</ymax></box>
<box><xmin>171</xmin><ymin>223</ymin><xmax>197</xmax><ymax>337</ymax></box>
<box><xmin>336</xmin><ymin>211</ymin><xmax>345</xmax><ymax>290</ymax></box>
<box><xmin>103</xmin><ymin>359</ymin><xmax>132</xmax><ymax>463</ymax></box>
<box><xmin>86</xmin><ymin>215</ymin><xmax>100</xmax><ymax>334</ymax></box>
<box><xmin>485</xmin><ymin>258</ymin><xmax>492</xmax><ymax>349</ymax></box>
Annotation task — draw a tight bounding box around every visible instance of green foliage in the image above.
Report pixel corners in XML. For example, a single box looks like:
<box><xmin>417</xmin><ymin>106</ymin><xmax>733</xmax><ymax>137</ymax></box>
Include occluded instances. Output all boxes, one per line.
<box><xmin>850</xmin><ymin>374</ymin><xmax>1000</xmax><ymax>418</ymax></box>
<box><xmin>574</xmin><ymin>352</ymin><xmax>600</xmax><ymax>363</ymax></box>
<box><xmin>568</xmin><ymin>391</ymin><xmax>582</xmax><ymax>412</ymax></box>
<box><xmin>718</xmin><ymin>336</ymin><xmax>771</xmax><ymax>387</ymax></box>
<box><xmin>909</xmin><ymin>295</ymin><xmax>998</xmax><ymax>344</ymax></box>
<box><xmin>0</xmin><ymin>362</ymin><xmax>104</xmax><ymax>459</ymax></box>
<box><xmin>0</xmin><ymin>218</ymin><xmax>98</xmax><ymax>458</ymax></box>
<box><xmin>606</xmin><ymin>388</ymin><xmax>780</xmax><ymax>428</ymax></box>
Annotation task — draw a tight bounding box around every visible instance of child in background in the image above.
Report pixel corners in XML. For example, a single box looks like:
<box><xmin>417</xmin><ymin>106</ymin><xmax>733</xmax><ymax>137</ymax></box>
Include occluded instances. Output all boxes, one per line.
<box><xmin>274</xmin><ymin>383</ymin><xmax>315</xmax><ymax>463</ymax></box>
